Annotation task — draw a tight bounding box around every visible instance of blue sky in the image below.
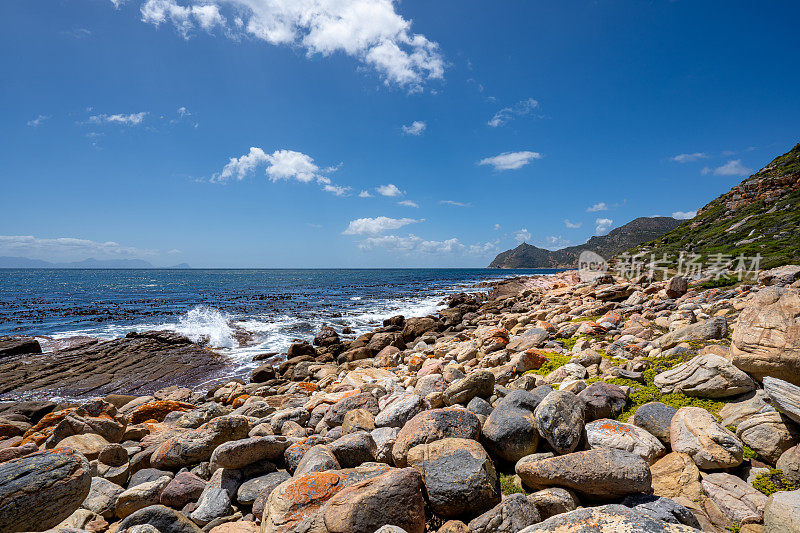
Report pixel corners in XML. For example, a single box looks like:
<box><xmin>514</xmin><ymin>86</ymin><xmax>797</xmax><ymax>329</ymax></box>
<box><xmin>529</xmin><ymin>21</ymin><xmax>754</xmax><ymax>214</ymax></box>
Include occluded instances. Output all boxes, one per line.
<box><xmin>1</xmin><ymin>0</ymin><xmax>798</xmax><ymax>267</ymax></box>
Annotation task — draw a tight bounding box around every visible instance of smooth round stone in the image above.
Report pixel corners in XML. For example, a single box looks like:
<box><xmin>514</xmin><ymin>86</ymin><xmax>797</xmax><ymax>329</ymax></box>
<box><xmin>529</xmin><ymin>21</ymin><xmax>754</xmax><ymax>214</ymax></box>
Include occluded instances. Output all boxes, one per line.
<box><xmin>632</xmin><ymin>402</ymin><xmax>678</xmax><ymax>444</ymax></box>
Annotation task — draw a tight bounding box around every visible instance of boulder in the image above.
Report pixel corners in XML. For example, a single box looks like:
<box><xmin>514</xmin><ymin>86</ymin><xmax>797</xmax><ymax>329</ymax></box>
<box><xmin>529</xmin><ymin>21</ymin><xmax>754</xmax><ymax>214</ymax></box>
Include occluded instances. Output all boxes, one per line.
<box><xmin>759</xmin><ymin>265</ymin><xmax>800</xmax><ymax>286</ymax></box>
<box><xmin>262</xmin><ymin>464</ymin><xmax>391</xmax><ymax>532</ymax></box>
<box><xmin>322</xmin><ymin>393</ymin><xmax>379</xmax><ymax>428</ymax></box>
<box><xmin>670</xmin><ymin>406</ymin><xmax>743</xmax><ymax>469</ymax></box>
<box><xmin>250</xmin><ymin>471</ymin><xmax>291</xmax><ymax>518</ymax></box>
<box><xmin>402</xmin><ymin>317</ymin><xmax>437</xmax><ymax>342</ymax></box>
<box><xmin>81</xmin><ymin>477</ymin><xmax>125</xmax><ymax>519</ymax></box>
<box><xmin>515</xmin><ymin>449</ymin><xmax>652</xmax><ymax>499</ymax></box>
<box><xmin>777</xmin><ymin>444</ymin><xmax>800</xmax><ymax>484</ymax></box>
<box><xmin>116</xmin><ymin>504</ymin><xmax>202</xmax><ymax>533</ymax></box>
<box><xmin>764</xmin><ymin>376</ymin><xmax>800</xmax><ymax>425</ymax></box>
<box><xmin>649</xmin><ymin>452</ymin><xmax>712</xmax><ymax>531</ymax></box>
<box><xmin>406</xmin><ymin>437</ymin><xmax>500</xmax><ymax>518</ymax></box>
<box><xmin>577</xmin><ymin>382</ymin><xmax>627</xmax><ymax>421</ymax></box>
<box><xmin>658</xmin><ymin>317</ymin><xmax>729</xmax><ymax>350</ymax></box>
<box><xmin>621</xmin><ymin>494</ymin><xmax>701</xmax><ymax>529</ymax></box>
<box><xmin>665</xmin><ymin>276</ymin><xmax>689</xmax><ymax>298</ymax></box>
<box><xmin>314</xmin><ymin>326</ymin><xmax>340</xmax><ymax>346</ymax></box>
<box><xmin>375</xmin><ymin>393</ymin><xmax>424</xmax><ymax>429</ymax></box>
<box><xmin>467</xmin><ymin>493</ymin><xmax>541</xmax><ymax>533</ymax></box>
<box><xmin>210</xmin><ymin>436</ymin><xmax>289</xmax><ymax>470</ymax></box>
<box><xmin>189</xmin><ymin>467</ymin><xmax>242</xmax><ymax>525</ymax></box>
<box><xmin>443</xmin><ymin>370</ymin><xmax>495</xmax><ymax>406</ymax></box>
<box><xmin>735</xmin><ymin>410</ymin><xmax>800</xmax><ymax>464</ymax></box>
<box><xmin>585</xmin><ymin>418</ymin><xmax>666</xmax><ymax>464</ymax></box>
<box><xmin>55</xmin><ymin>433</ymin><xmax>111</xmax><ymax>461</ymax></box>
<box><xmin>526</xmin><ymin>487</ymin><xmax>579</xmax><ymax>519</ymax></box>
<box><xmin>392</xmin><ymin>408</ymin><xmax>481</xmax><ymax>467</ymax></box>
<box><xmin>150</xmin><ymin>415</ymin><xmax>250</xmax><ymax>469</ymax></box>
<box><xmin>764</xmin><ymin>489</ymin><xmax>800</xmax><ymax>532</ymax></box>
<box><xmin>322</xmin><ymin>467</ymin><xmax>425</xmax><ymax>533</ymax></box>
<box><xmin>371</xmin><ymin>426</ymin><xmax>399</xmax><ymax>464</ymax></box>
<box><xmin>701</xmin><ymin>472</ymin><xmax>768</xmax><ymax>524</ymax></box>
<box><xmin>518</xmin><ymin>504</ymin><xmax>699</xmax><ymax>532</ymax></box>
<box><xmin>632</xmin><ymin>402</ymin><xmax>677</xmax><ymax>444</ymax></box>
<box><xmin>159</xmin><ymin>471</ymin><xmax>206</xmax><ymax>509</ymax></box>
<box><xmin>654</xmin><ymin>354</ymin><xmax>755</xmax><ymax>398</ymax></box>
<box><xmin>506</xmin><ymin>329</ymin><xmax>549</xmax><ymax>352</ymax></box>
<box><xmin>329</xmin><ymin>431</ymin><xmax>377</xmax><ymax>467</ymax></box>
<box><xmin>482</xmin><ymin>389</ymin><xmax>541</xmax><ymax>463</ymax></box>
<box><xmin>115</xmin><ymin>475</ymin><xmax>172</xmax><ymax>519</ymax></box>
<box><xmin>731</xmin><ymin>286</ymin><xmax>800</xmax><ymax>384</ymax></box>
<box><xmin>0</xmin><ymin>449</ymin><xmax>92</xmax><ymax>532</ymax></box>
<box><xmin>294</xmin><ymin>444</ymin><xmax>340</xmax><ymax>476</ymax></box>
<box><xmin>342</xmin><ymin>409</ymin><xmax>375</xmax><ymax>434</ymax></box>
<box><xmin>533</xmin><ymin>390</ymin><xmax>584</xmax><ymax>455</ymax></box>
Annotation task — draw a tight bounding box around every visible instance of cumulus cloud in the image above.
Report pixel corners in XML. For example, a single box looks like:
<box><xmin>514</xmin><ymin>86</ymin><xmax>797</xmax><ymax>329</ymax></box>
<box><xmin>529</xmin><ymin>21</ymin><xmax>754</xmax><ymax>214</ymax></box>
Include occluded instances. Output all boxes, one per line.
<box><xmin>343</xmin><ymin>216</ymin><xmax>420</xmax><ymax>235</ymax></box>
<box><xmin>87</xmin><ymin>112</ymin><xmax>148</xmax><ymax>125</ymax></box>
<box><xmin>586</xmin><ymin>202</ymin><xmax>609</xmax><ymax>212</ymax></box>
<box><xmin>358</xmin><ymin>190</ymin><xmax>373</xmax><ymax>198</ymax></box>
<box><xmin>595</xmin><ymin>218</ymin><xmax>613</xmax><ymax>235</ymax></box>
<box><xmin>478</xmin><ymin>151</ymin><xmax>542</xmax><ymax>171</ymax></box>
<box><xmin>358</xmin><ymin>234</ymin><xmax>464</xmax><ymax>254</ymax></box>
<box><xmin>401</xmin><ymin>121</ymin><xmax>426</xmax><ymax>135</ymax></box>
<box><xmin>27</xmin><ymin>114</ymin><xmax>50</xmax><ymax>127</ymax></box>
<box><xmin>212</xmin><ymin>146</ymin><xmax>348</xmax><ymax>195</ymax></box>
<box><xmin>706</xmin><ymin>159</ymin><xmax>753</xmax><ymax>177</ymax></box>
<box><xmin>397</xmin><ymin>200</ymin><xmax>419</xmax><ymax>208</ymax></box>
<box><xmin>0</xmin><ymin>235</ymin><xmax>157</xmax><ymax>262</ymax></box>
<box><xmin>564</xmin><ymin>219</ymin><xmax>582</xmax><ymax>229</ymax></box>
<box><xmin>488</xmin><ymin>97</ymin><xmax>539</xmax><ymax>127</ymax></box>
<box><xmin>376</xmin><ymin>183</ymin><xmax>403</xmax><ymax>197</ymax></box>
<box><xmin>493</xmin><ymin>223</ymin><xmax>501</xmax><ymax>231</ymax></box>
<box><xmin>128</xmin><ymin>0</ymin><xmax>444</xmax><ymax>90</ymax></box>
<box><xmin>544</xmin><ymin>235</ymin><xmax>572</xmax><ymax>249</ymax></box>
<box><xmin>514</xmin><ymin>228</ymin><xmax>531</xmax><ymax>243</ymax></box>
<box><xmin>440</xmin><ymin>200</ymin><xmax>470</xmax><ymax>207</ymax></box>
<box><xmin>670</xmin><ymin>152</ymin><xmax>708</xmax><ymax>163</ymax></box>
<box><xmin>672</xmin><ymin>210</ymin><xmax>697</xmax><ymax>219</ymax></box>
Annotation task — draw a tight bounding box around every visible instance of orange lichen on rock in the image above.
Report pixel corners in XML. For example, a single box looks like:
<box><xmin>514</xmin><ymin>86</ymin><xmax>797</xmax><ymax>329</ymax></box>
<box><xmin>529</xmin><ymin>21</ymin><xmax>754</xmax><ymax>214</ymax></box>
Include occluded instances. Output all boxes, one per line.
<box><xmin>128</xmin><ymin>400</ymin><xmax>195</xmax><ymax>424</ymax></box>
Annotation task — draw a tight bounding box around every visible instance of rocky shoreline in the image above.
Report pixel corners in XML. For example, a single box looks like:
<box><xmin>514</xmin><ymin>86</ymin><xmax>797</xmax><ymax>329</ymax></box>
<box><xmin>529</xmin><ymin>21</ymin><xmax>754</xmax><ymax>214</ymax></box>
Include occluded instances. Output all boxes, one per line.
<box><xmin>1</xmin><ymin>265</ymin><xmax>800</xmax><ymax>532</ymax></box>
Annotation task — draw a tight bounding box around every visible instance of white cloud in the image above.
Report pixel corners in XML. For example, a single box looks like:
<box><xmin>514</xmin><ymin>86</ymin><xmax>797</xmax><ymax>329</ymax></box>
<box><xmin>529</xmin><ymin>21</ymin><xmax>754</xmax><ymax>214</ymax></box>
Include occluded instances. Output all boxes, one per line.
<box><xmin>544</xmin><ymin>235</ymin><xmax>572</xmax><ymax>249</ymax></box>
<box><xmin>401</xmin><ymin>121</ymin><xmax>426</xmax><ymax>136</ymax></box>
<box><xmin>488</xmin><ymin>97</ymin><xmax>539</xmax><ymax>127</ymax></box>
<box><xmin>468</xmin><ymin>240</ymin><xmax>500</xmax><ymax>255</ymax></box>
<box><xmin>343</xmin><ymin>216</ymin><xmax>420</xmax><ymax>235</ymax></box>
<box><xmin>358</xmin><ymin>190</ymin><xmax>373</xmax><ymax>198</ymax></box>
<box><xmin>358</xmin><ymin>234</ymin><xmax>464</xmax><ymax>254</ymax></box>
<box><xmin>212</xmin><ymin>146</ymin><xmax>349</xmax><ymax>194</ymax></box>
<box><xmin>397</xmin><ymin>200</ymin><xmax>419</xmax><ymax>208</ymax></box>
<box><xmin>709</xmin><ymin>159</ymin><xmax>752</xmax><ymax>177</ymax></box>
<box><xmin>586</xmin><ymin>202</ymin><xmax>608</xmax><ymax>212</ymax></box>
<box><xmin>130</xmin><ymin>0</ymin><xmax>444</xmax><ymax>90</ymax></box>
<box><xmin>478</xmin><ymin>151</ymin><xmax>542</xmax><ymax>171</ymax></box>
<box><xmin>87</xmin><ymin>112</ymin><xmax>148</xmax><ymax>125</ymax></box>
<box><xmin>514</xmin><ymin>228</ymin><xmax>531</xmax><ymax>243</ymax></box>
<box><xmin>595</xmin><ymin>218</ymin><xmax>613</xmax><ymax>235</ymax></box>
<box><xmin>27</xmin><ymin>114</ymin><xmax>50</xmax><ymax>127</ymax></box>
<box><xmin>440</xmin><ymin>200</ymin><xmax>470</xmax><ymax>207</ymax></box>
<box><xmin>670</xmin><ymin>152</ymin><xmax>708</xmax><ymax>163</ymax></box>
<box><xmin>493</xmin><ymin>223</ymin><xmax>501</xmax><ymax>231</ymax></box>
<box><xmin>0</xmin><ymin>235</ymin><xmax>157</xmax><ymax>261</ymax></box>
<box><xmin>672</xmin><ymin>210</ymin><xmax>697</xmax><ymax>220</ymax></box>
<box><xmin>376</xmin><ymin>183</ymin><xmax>403</xmax><ymax>197</ymax></box>
<box><xmin>177</xmin><ymin>106</ymin><xmax>191</xmax><ymax>117</ymax></box>
<box><xmin>564</xmin><ymin>219</ymin><xmax>582</xmax><ymax>228</ymax></box>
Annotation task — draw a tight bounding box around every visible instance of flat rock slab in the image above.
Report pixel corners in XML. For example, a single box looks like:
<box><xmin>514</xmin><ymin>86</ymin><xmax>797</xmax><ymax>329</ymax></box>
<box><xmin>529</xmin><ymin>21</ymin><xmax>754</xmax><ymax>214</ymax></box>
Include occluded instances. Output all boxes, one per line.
<box><xmin>0</xmin><ymin>331</ymin><xmax>232</xmax><ymax>400</ymax></box>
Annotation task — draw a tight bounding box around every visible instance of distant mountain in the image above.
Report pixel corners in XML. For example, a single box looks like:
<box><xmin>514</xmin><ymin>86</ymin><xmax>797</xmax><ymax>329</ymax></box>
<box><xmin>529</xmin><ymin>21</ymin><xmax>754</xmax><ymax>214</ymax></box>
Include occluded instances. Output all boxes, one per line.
<box><xmin>624</xmin><ymin>142</ymin><xmax>800</xmax><ymax>269</ymax></box>
<box><xmin>488</xmin><ymin>216</ymin><xmax>683</xmax><ymax>268</ymax></box>
<box><xmin>0</xmin><ymin>257</ymin><xmax>191</xmax><ymax>269</ymax></box>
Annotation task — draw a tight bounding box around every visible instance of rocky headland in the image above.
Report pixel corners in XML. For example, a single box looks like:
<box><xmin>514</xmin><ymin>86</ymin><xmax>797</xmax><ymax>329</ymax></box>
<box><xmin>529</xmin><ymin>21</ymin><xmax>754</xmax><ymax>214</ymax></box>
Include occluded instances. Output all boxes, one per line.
<box><xmin>2</xmin><ymin>264</ymin><xmax>800</xmax><ymax>532</ymax></box>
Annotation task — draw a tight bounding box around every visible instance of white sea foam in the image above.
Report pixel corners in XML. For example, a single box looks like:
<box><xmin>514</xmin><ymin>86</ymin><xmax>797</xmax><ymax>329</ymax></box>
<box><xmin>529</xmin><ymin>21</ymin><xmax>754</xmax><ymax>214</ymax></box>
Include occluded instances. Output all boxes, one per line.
<box><xmin>172</xmin><ymin>305</ymin><xmax>238</xmax><ymax>349</ymax></box>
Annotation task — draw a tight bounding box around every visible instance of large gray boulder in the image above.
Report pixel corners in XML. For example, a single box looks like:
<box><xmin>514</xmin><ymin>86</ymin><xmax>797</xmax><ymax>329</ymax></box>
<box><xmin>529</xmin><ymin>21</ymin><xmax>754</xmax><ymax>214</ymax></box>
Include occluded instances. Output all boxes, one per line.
<box><xmin>392</xmin><ymin>408</ymin><xmax>481</xmax><ymax>467</ymax></box>
<box><xmin>632</xmin><ymin>402</ymin><xmax>677</xmax><ymax>444</ymax></box>
<box><xmin>81</xmin><ymin>477</ymin><xmax>125</xmax><ymax>519</ymax></box>
<box><xmin>515</xmin><ymin>449</ymin><xmax>652</xmax><ymax>499</ymax></box>
<box><xmin>518</xmin><ymin>504</ymin><xmax>698</xmax><ymax>532</ymax></box>
<box><xmin>670</xmin><ymin>406</ymin><xmax>743</xmax><ymax>469</ymax></box>
<box><xmin>117</xmin><ymin>504</ymin><xmax>202</xmax><ymax>533</ymax></box>
<box><xmin>0</xmin><ymin>449</ymin><xmax>92</xmax><ymax>532</ymax></box>
<box><xmin>533</xmin><ymin>390</ymin><xmax>584</xmax><ymax>455</ymax></box>
<box><xmin>658</xmin><ymin>317</ymin><xmax>728</xmax><ymax>350</ymax></box>
<box><xmin>654</xmin><ymin>354</ymin><xmax>755</xmax><ymax>398</ymax></box>
<box><xmin>406</xmin><ymin>437</ymin><xmax>500</xmax><ymax>519</ymax></box>
<box><xmin>585</xmin><ymin>418</ymin><xmax>666</xmax><ymax>464</ymax></box>
<box><xmin>701</xmin><ymin>472</ymin><xmax>767</xmax><ymax>524</ymax></box>
<box><xmin>764</xmin><ymin>489</ymin><xmax>800</xmax><ymax>532</ymax></box>
<box><xmin>149</xmin><ymin>415</ymin><xmax>250</xmax><ymax>469</ymax></box>
<box><xmin>468</xmin><ymin>493</ymin><xmax>541</xmax><ymax>533</ymax></box>
<box><xmin>482</xmin><ymin>390</ymin><xmax>541</xmax><ymax>463</ymax></box>
<box><xmin>764</xmin><ymin>376</ymin><xmax>800</xmax><ymax>424</ymax></box>
<box><xmin>443</xmin><ymin>370</ymin><xmax>495</xmax><ymax>406</ymax></box>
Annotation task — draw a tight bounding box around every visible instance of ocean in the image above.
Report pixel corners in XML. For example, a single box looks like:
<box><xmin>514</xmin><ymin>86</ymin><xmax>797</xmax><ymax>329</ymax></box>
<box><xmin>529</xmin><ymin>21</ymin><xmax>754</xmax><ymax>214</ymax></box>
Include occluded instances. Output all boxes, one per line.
<box><xmin>0</xmin><ymin>268</ymin><xmax>558</xmax><ymax>374</ymax></box>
